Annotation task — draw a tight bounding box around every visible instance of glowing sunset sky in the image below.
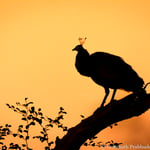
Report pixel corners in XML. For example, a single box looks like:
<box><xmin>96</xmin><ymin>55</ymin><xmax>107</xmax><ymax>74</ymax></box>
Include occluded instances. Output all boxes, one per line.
<box><xmin>0</xmin><ymin>0</ymin><xmax>150</xmax><ymax>149</ymax></box>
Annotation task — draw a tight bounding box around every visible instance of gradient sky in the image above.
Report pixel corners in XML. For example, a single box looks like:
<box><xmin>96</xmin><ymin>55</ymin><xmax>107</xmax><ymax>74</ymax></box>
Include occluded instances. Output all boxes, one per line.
<box><xmin>0</xmin><ymin>0</ymin><xmax>150</xmax><ymax>149</ymax></box>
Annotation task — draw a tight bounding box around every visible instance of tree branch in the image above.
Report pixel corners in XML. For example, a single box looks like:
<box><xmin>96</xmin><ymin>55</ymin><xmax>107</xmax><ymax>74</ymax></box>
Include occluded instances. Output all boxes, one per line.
<box><xmin>53</xmin><ymin>92</ymin><xmax>150</xmax><ymax>150</ymax></box>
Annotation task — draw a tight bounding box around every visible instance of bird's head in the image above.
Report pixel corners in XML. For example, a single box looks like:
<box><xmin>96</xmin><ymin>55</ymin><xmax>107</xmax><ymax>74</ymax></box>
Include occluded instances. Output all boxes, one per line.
<box><xmin>72</xmin><ymin>37</ymin><xmax>87</xmax><ymax>52</ymax></box>
<box><xmin>72</xmin><ymin>44</ymin><xmax>84</xmax><ymax>51</ymax></box>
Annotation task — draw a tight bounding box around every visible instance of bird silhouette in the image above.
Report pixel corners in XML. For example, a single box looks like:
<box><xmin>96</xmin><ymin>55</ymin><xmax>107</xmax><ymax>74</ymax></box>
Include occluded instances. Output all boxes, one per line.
<box><xmin>72</xmin><ymin>38</ymin><xmax>144</xmax><ymax>107</ymax></box>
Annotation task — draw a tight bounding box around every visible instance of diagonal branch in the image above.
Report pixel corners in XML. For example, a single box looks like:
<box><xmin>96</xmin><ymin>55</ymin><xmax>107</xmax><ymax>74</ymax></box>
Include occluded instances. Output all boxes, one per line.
<box><xmin>53</xmin><ymin>92</ymin><xmax>150</xmax><ymax>150</ymax></box>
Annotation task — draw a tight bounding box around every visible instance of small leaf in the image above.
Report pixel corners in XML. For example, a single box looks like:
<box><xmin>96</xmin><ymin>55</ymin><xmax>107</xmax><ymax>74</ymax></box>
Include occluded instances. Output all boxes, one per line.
<box><xmin>84</xmin><ymin>143</ymin><xmax>88</xmax><ymax>146</ymax></box>
<box><xmin>25</xmin><ymin>102</ymin><xmax>34</xmax><ymax>107</ymax></box>
<box><xmin>25</xmin><ymin>97</ymin><xmax>28</xmax><ymax>100</ymax></box>
<box><xmin>5</xmin><ymin>124</ymin><xmax>8</xmax><ymax>127</ymax></box>
<box><xmin>43</xmin><ymin>128</ymin><xmax>47</xmax><ymax>132</ymax></box>
<box><xmin>18</xmin><ymin>128</ymin><xmax>22</xmax><ymax>133</ymax></box>
<box><xmin>38</xmin><ymin>112</ymin><xmax>43</xmax><ymax>116</ymax></box>
<box><xmin>39</xmin><ymin>119</ymin><xmax>42</xmax><ymax>125</ymax></box>
<box><xmin>58</xmin><ymin>125</ymin><xmax>62</xmax><ymax>128</ymax></box>
<box><xmin>109</xmin><ymin>144</ymin><xmax>114</xmax><ymax>147</ymax></box>
<box><xmin>26</xmin><ymin>124</ymin><xmax>30</xmax><ymax>129</ymax></box>
<box><xmin>110</xmin><ymin>125</ymin><xmax>113</xmax><ymax>129</ymax></box>
<box><xmin>22</xmin><ymin>144</ymin><xmax>26</xmax><ymax>147</ymax></box>
<box><xmin>48</xmin><ymin>141</ymin><xmax>54</xmax><ymax>146</ymax></box>
<box><xmin>16</xmin><ymin>102</ymin><xmax>21</xmax><ymax>105</ymax></box>
<box><xmin>21</xmin><ymin>110</ymin><xmax>27</xmax><ymax>114</ymax></box>
<box><xmin>30</xmin><ymin>107</ymin><xmax>35</xmax><ymax>113</ymax></box>
<box><xmin>40</xmin><ymin>137</ymin><xmax>45</xmax><ymax>142</ymax></box>
<box><xmin>48</xmin><ymin>118</ymin><xmax>53</xmax><ymax>122</ymax></box>
<box><xmin>28</xmin><ymin>115</ymin><xmax>33</xmax><ymax>120</ymax></box>
<box><xmin>38</xmin><ymin>108</ymin><xmax>41</xmax><ymax>111</ymax></box>
<box><xmin>19</xmin><ymin>135</ymin><xmax>24</xmax><ymax>138</ymax></box>
<box><xmin>111</xmin><ymin>140</ymin><xmax>114</xmax><ymax>143</ymax></box>
<box><xmin>57</xmin><ymin>115</ymin><xmax>63</xmax><ymax>120</ymax></box>
<box><xmin>13</xmin><ymin>134</ymin><xmax>17</xmax><ymax>137</ymax></box>
<box><xmin>6</xmin><ymin>103</ymin><xmax>11</xmax><ymax>108</ymax></box>
<box><xmin>114</xmin><ymin>143</ymin><xmax>119</xmax><ymax>148</ymax></box>
<box><xmin>16</xmin><ymin>107</ymin><xmax>20</xmax><ymax>111</ymax></box>
<box><xmin>101</xmin><ymin>144</ymin><xmax>105</xmax><ymax>147</ymax></box>
<box><xmin>105</xmin><ymin>141</ymin><xmax>110</xmax><ymax>144</ymax></box>
<box><xmin>48</xmin><ymin>124</ymin><xmax>53</xmax><ymax>128</ymax></box>
<box><xmin>22</xmin><ymin>118</ymin><xmax>27</xmax><ymax>121</ymax></box>
<box><xmin>24</xmin><ymin>130</ymin><xmax>28</xmax><ymax>133</ymax></box>
<box><xmin>45</xmin><ymin>146</ymin><xmax>50</xmax><ymax>150</ymax></box>
<box><xmin>63</xmin><ymin>127</ymin><xmax>68</xmax><ymax>131</ymax></box>
<box><xmin>9</xmin><ymin>142</ymin><xmax>15</xmax><ymax>146</ymax></box>
<box><xmin>11</xmin><ymin>105</ymin><xmax>15</xmax><ymax>108</ymax></box>
<box><xmin>2</xmin><ymin>145</ymin><xmax>7</xmax><ymax>149</ymax></box>
<box><xmin>19</xmin><ymin>125</ymin><xmax>23</xmax><ymax>128</ymax></box>
<box><xmin>26</xmin><ymin>136</ymin><xmax>29</xmax><ymax>140</ymax></box>
<box><xmin>30</xmin><ymin>122</ymin><xmax>35</xmax><ymax>126</ymax></box>
<box><xmin>62</xmin><ymin>111</ymin><xmax>67</xmax><ymax>114</ymax></box>
<box><xmin>35</xmin><ymin>118</ymin><xmax>42</xmax><ymax>124</ymax></box>
<box><xmin>80</xmin><ymin>115</ymin><xmax>85</xmax><ymax>118</ymax></box>
<box><xmin>60</xmin><ymin>107</ymin><xmax>64</xmax><ymax>111</ymax></box>
<box><xmin>89</xmin><ymin>140</ymin><xmax>94</xmax><ymax>143</ymax></box>
<box><xmin>97</xmin><ymin>141</ymin><xmax>102</xmax><ymax>144</ymax></box>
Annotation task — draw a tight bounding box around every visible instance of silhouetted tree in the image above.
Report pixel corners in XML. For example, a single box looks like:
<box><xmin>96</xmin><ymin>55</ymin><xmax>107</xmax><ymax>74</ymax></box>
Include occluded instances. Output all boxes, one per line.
<box><xmin>1</xmin><ymin>92</ymin><xmax>150</xmax><ymax>150</ymax></box>
<box><xmin>53</xmin><ymin>92</ymin><xmax>150</xmax><ymax>150</ymax></box>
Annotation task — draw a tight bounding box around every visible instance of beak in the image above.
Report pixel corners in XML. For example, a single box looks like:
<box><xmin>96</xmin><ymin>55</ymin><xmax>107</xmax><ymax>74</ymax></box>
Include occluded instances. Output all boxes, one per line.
<box><xmin>72</xmin><ymin>48</ymin><xmax>76</xmax><ymax>51</ymax></box>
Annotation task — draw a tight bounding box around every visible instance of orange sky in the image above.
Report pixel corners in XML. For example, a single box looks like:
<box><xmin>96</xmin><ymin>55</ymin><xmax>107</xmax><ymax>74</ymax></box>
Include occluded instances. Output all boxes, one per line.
<box><xmin>0</xmin><ymin>0</ymin><xmax>150</xmax><ymax>149</ymax></box>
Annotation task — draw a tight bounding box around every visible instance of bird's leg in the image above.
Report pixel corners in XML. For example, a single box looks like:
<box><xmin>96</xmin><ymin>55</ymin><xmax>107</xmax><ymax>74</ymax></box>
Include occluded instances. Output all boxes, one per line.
<box><xmin>100</xmin><ymin>88</ymin><xmax>109</xmax><ymax>108</ymax></box>
<box><xmin>110</xmin><ymin>89</ymin><xmax>117</xmax><ymax>102</ymax></box>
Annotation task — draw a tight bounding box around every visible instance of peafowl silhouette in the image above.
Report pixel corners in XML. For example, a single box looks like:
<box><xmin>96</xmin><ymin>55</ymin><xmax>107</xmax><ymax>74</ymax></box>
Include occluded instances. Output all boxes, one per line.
<box><xmin>72</xmin><ymin>38</ymin><xmax>144</xmax><ymax>107</ymax></box>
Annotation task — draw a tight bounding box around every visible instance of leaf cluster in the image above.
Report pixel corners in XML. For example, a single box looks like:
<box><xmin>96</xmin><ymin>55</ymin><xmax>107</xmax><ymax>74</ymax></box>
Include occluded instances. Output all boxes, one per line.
<box><xmin>1</xmin><ymin>98</ymin><xmax>68</xmax><ymax>150</ymax></box>
<box><xmin>84</xmin><ymin>137</ymin><xmax>122</xmax><ymax>148</ymax></box>
<box><xmin>1</xmin><ymin>97</ymin><xmax>122</xmax><ymax>150</ymax></box>
<box><xmin>0</xmin><ymin>124</ymin><xmax>11</xmax><ymax>144</ymax></box>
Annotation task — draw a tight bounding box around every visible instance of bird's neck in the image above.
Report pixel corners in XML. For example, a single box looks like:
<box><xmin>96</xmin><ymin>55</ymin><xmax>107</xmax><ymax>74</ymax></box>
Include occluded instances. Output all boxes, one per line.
<box><xmin>75</xmin><ymin>49</ymin><xmax>90</xmax><ymax>76</ymax></box>
<box><xmin>77</xmin><ymin>49</ymin><xmax>89</xmax><ymax>58</ymax></box>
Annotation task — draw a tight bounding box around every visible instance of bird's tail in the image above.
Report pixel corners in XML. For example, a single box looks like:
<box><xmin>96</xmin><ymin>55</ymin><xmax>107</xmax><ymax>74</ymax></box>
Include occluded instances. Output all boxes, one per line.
<box><xmin>130</xmin><ymin>77</ymin><xmax>144</xmax><ymax>91</ymax></box>
<box><xmin>143</xmin><ymin>82</ymin><xmax>150</xmax><ymax>90</ymax></box>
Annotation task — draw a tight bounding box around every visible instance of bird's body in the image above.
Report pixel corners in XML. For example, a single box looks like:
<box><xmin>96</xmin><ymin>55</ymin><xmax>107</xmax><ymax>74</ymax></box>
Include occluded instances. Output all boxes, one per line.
<box><xmin>73</xmin><ymin>44</ymin><xmax>144</xmax><ymax>107</ymax></box>
<box><xmin>89</xmin><ymin>52</ymin><xmax>144</xmax><ymax>91</ymax></box>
